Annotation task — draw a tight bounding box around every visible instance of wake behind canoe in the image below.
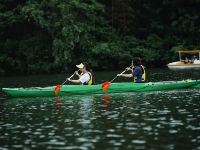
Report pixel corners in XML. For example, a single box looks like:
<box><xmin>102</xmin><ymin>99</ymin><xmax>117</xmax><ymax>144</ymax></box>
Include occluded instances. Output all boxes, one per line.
<box><xmin>2</xmin><ymin>80</ymin><xmax>200</xmax><ymax>98</ymax></box>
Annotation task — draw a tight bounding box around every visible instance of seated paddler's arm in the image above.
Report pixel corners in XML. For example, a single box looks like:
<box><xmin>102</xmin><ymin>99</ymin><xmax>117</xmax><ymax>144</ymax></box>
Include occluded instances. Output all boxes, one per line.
<box><xmin>117</xmin><ymin>74</ymin><xmax>133</xmax><ymax>78</ymax></box>
<box><xmin>67</xmin><ymin>78</ymin><xmax>81</xmax><ymax>84</ymax></box>
<box><xmin>75</xmin><ymin>71</ymin><xmax>81</xmax><ymax>78</ymax></box>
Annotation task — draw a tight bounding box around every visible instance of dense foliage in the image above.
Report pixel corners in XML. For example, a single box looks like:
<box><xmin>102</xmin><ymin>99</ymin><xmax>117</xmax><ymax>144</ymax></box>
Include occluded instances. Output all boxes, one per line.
<box><xmin>0</xmin><ymin>0</ymin><xmax>200</xmax><ymax>75</ymax></box>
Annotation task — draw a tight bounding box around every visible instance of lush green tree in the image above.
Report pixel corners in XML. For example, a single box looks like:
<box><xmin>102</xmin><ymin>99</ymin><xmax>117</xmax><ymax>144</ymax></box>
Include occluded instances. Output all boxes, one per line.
<box><xmin>1</xmin><ymin>0</ymin><xmax>200</xmax><ymax>75</ymax></box>
<box><xmin>22</xmin><ymin>0</ymin><xmax>113</xmax><ymax>71</ymax></box>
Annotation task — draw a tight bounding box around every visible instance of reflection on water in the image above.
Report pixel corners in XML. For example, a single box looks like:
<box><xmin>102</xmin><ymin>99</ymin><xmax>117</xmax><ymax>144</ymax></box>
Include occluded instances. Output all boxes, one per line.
<box><xmin>0</xmin><ymin>90</ymin><xmax>200</xmax><ymax>149</ymax></box>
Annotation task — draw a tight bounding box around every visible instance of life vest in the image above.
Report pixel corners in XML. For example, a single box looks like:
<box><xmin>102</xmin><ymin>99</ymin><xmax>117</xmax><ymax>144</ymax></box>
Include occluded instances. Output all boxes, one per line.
<box><xmin>81</xmin><ymin>72</ymin><xmax>93</xmax><ymax>85</ymax></box>
<box><xmin>133</xmin><ymin>65</ymin><xmax>146</xmax><ymax>83</ymax></box>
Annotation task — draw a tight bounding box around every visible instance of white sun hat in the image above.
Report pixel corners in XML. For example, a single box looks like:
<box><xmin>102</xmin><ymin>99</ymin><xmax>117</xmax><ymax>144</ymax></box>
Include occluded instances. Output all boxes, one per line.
<box><xmin>76</xmin><ymin>63</ymin><xmax>84</xmax><ymax>69</ymax></box>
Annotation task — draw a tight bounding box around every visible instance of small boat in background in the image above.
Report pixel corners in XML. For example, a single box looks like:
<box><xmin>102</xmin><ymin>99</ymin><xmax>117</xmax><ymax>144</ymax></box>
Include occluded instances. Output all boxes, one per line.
<box><xmin>167</xmin><ymin>50</ymin><xmax>200</xmax><ymax>69</ymax></box>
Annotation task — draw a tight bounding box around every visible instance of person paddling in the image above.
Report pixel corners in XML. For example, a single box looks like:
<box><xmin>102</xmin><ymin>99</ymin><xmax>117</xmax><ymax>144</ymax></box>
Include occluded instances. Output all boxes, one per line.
<box><xmin>117</xmin><ymin>57</ymin><xmax>146</xmax><ymax>83</ymax></box>
<box><xmin>67</xmin><ymin>62</ymin><xmax>93</xmax><ymax>85</ymax></box>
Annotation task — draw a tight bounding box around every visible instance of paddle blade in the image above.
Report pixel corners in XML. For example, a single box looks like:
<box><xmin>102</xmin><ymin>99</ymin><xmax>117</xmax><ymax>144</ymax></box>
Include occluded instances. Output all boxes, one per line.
<box><xmin>102</xmin><ymin>81</ymin><xmax>111</xmax><ymax>92</ymax></box>
<box><xmin>54</xmin><ymin>85</ymin><xmax>61</xmax><ymax>95</ymax></box>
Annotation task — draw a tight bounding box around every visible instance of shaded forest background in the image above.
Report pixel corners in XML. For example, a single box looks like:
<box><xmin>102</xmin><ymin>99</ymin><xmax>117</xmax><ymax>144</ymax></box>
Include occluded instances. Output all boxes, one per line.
<box><xmin>0</xmin><ymin>0</ymin><xmax>200</xmax><ymax>75</ymax></box>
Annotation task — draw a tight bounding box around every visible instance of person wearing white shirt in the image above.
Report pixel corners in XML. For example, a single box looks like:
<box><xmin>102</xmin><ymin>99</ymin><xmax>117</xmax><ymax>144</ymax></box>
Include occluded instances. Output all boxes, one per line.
<box><xmin>67</xmin><ymin>62</ymin><xmax>93</xmax><ymax>85</ymax></box>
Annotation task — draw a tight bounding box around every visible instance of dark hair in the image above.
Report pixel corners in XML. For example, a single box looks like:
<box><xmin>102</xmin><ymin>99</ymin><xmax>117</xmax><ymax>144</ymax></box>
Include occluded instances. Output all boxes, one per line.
<box><xmin>132</xmin><ymin>57</ymin><xmax>141</xmax><ymax>66</ymax></box>
<box><xmin>82</xmin><ymin>61</ymin><xmax>95</xmax><ymax>84</ymax></box>
<box><xmin>82</xmin><ymin>62</ymin><xmax>90</xmax><ymax>71</ymax></box>
<box><xmin>82</xmin><ymin>61</ymin><xmax>94</xmax><ymax>75</ymax></box>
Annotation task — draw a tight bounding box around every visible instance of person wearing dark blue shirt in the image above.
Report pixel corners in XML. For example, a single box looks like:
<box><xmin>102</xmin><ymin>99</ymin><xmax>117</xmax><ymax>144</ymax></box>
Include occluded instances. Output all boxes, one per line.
<box><xmin>117</xmin><ymin>57</ymin><xmax>146</xmax><ymax>83</ymax></box>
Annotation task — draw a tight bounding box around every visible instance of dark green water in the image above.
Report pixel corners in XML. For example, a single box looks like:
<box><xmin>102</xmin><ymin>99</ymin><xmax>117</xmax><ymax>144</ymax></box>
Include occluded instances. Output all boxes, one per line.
<box><xmin>0</xmin><ymin>68</ymin><xmax>200</xmax><ymax>150</ymax></box>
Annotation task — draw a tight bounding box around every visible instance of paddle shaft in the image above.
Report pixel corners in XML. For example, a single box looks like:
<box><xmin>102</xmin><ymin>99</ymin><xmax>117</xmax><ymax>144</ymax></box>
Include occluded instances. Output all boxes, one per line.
<box><xmin>110</xmin><ymin>65</ymin><xmax>132</xmax><ymax>83</ymax></box>
<box><xmin>61</xmin><ymin>73</ymin><xmax>75</xmax><ymax>86</ymax></box>
<box><xmin>110</xmin><ymin>69</ymin><xmax>127</xmax><ymax>83</ymax></box>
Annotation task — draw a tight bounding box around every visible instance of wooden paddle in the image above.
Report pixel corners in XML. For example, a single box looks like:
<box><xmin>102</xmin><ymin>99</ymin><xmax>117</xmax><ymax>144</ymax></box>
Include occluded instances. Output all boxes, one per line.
<box><xmin>54</xmin><ymin>73</ymin><xmax>75</xmax><ymax>95</ymax></box>
<box><xmin>102</xmin><ymin>68</ymin><xmax>129</xmax><ymax>92</ymax></box>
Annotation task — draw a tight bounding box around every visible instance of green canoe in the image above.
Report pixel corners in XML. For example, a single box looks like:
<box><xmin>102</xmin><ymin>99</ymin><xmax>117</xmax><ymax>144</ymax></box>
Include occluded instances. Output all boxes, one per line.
<box><xmin>2</xmin><ymin>79</ymin><xmax>200</xmax><ymax>98</ymax></box>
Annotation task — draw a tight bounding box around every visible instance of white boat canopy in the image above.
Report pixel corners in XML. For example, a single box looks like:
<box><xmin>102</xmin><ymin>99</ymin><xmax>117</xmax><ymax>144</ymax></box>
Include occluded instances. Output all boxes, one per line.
<box><xmin>176</xmin><ymin>50</ymin><xmax>200</xmax><ymax>61</ymax></box>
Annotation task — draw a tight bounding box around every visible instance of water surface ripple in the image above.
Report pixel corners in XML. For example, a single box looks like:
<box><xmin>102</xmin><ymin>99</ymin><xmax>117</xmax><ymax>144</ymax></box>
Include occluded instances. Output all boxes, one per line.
<box><xmin>0</xmin><ymin>90</ymin><xmax>199</xmax><ymax>150</ymax></box>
